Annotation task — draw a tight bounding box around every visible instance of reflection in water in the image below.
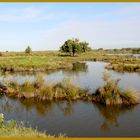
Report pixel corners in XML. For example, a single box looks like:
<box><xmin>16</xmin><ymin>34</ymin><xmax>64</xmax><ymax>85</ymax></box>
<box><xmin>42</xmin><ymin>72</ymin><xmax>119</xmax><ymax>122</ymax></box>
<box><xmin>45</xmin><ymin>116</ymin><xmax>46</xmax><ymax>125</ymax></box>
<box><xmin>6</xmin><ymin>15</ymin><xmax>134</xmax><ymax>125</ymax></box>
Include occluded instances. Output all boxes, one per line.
<box><xmin>0</xmin><ymin>97</ymin><xmax>76</xmax><ymax>117</ymax></box>
<box><xmin>72</xmin><ymin>62</ymin><xmax>88</xmax><ymax>73</ymax></box>
<box><xmin>0</xmin><ymin>96</ymin><xmax>20</xmax><ymax>113</ymax></box>
<box><xmin>0</xmin><ymin>62</ymin><xmax>88</xmax><ymax>77</ymax></box>
<box><xmin>0</xmin><ymin>96</ymin><xmax>137</xmax><ymax>133</ymax></box>
<box><xmin>94</xmin><ymin>103</ymin><xmax>136</xmax><ymax>131</ymax></box>
<box><xmin>57</xmin><ymin>101</ymin><xmax>76</xmax><ymax>116</ymax></box>
<box><xmin>19</xmin><ymin>99</ymin><xmax>77</xmax><ymax>117</ymax></box>
<box><xmin>0</xmin><ymin>62</ymin><xmax>88</xmax><ymax>85</ymax></box>
<box><xmin>0</xmin><ymin>62</ymin><xmax>140</xmax><ymax>137</ymax></box>
<box><xmin>62</xmin><ymin>62</ymin><xmax>88</xmax><ymax>77</ymax></box>
<box><xmin>0</xmin><ymin>70</ymin><xmax>59</xmax><ymax>76</ymax></box>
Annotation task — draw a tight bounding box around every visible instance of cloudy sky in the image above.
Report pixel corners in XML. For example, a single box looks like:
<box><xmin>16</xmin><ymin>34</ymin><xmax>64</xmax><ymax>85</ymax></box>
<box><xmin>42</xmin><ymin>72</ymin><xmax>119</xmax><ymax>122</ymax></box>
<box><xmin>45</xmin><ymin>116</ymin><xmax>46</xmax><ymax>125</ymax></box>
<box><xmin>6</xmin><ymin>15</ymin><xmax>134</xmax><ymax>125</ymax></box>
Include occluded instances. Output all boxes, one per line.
<box><xmin>0</xmin><ymin>2</ymin><xmax>140</xmax><ymax>51</ymax></box>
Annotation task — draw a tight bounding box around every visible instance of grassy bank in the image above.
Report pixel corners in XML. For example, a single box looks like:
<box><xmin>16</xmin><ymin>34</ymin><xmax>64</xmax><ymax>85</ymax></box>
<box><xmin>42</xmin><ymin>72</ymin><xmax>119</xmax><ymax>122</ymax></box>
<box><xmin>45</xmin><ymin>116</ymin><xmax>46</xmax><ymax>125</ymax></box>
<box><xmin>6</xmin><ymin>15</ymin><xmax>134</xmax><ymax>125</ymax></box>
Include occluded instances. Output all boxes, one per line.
<box><xmin>0</xmin><ymin>50</ymin><xmax>139</xmax><ymax>72</ymax></box>
<box><xmin>0</xmin><ymin>113</ymin><xmax>57</xmax><ymax>138</ymax></box>
<box><xmin>0</xmin><ymin>73</ymin><xmax>139</xmax><ymax>106</ymax></box>
<box><xmin>106</xmin><ymin>62</ymin><xmax>140</xmax><ymax>72</ymax></box>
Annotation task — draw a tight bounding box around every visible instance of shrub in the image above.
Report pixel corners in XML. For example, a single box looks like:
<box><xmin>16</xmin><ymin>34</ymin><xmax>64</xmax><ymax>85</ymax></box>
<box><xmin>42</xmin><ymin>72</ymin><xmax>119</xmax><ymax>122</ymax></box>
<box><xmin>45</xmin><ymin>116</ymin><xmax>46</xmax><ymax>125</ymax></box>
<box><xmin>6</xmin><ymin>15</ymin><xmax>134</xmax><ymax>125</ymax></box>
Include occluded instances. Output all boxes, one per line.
<box><xmin>34</xmin><ymin>74</ymin><xmax>45</xmax><ymax>89</ymax></box>
<box><xmin>120</xmin><ymin>89</ymin><xmax>139</xmax><ymax>105</ymax></box>
<box><xmin>94</xmin><ymin>71</ymin><xmax>139</xmax><ymax>105</ymax></box>
<box><xmin>25</xmin><ymin>46</ymin><xmax>32</xmax><ymax>54</ymax></box>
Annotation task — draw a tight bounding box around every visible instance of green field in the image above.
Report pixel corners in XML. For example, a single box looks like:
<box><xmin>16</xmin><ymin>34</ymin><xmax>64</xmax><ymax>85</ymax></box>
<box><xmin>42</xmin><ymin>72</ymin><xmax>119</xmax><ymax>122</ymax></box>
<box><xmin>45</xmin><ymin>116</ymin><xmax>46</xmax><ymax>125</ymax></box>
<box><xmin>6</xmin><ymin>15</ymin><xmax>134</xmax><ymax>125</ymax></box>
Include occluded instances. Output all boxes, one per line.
<box><xmin>0</xmin><ymin>50</ymin><xmax>140</xmax><ymax>72</ymax></box>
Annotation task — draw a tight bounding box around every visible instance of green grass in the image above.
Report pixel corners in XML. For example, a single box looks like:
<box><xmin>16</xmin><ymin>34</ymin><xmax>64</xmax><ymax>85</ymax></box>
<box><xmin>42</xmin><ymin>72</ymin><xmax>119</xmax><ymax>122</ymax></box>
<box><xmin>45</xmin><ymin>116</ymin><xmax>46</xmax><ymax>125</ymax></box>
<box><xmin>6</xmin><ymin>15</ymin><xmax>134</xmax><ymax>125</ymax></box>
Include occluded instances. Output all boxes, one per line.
<box><xmin>0</xmin><ymin>50</ymin><xmax>140</xmax><ymax>72</ymax></box>
<box><xmin>0</xmin><ymin>113</ymin><xmax>57</xmax><ymax>138</ymax></box>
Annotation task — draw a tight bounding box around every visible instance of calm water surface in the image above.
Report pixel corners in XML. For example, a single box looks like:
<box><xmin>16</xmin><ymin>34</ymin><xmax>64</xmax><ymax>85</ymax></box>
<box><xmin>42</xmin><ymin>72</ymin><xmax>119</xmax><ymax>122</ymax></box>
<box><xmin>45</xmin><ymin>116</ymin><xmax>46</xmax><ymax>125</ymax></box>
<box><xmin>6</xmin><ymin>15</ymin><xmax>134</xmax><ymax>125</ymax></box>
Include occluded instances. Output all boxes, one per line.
<box><xmin>0</xmin><ymin>62</ymin><xmax>140</xmax><ymax>137</ymax></box>
<box><xmin>106</xmin><ymin>53</ymin><xmax>140</xmax><ymax>57</ymax></box>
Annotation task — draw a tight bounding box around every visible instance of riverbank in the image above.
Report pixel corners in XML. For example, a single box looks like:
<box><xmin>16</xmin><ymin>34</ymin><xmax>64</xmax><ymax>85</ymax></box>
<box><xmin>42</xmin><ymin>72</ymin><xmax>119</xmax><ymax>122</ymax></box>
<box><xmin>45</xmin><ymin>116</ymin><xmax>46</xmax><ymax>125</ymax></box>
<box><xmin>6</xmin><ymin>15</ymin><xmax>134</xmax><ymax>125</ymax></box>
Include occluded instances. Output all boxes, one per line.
<box><xmin>0</xmin><ymin>113</ymin><xmax>61</xmax><ymax>138</ymax></box>
<box><xmin>0</xmin><ymin>50</ymin><xmax>140</xmax><ymax>72</ymax></box>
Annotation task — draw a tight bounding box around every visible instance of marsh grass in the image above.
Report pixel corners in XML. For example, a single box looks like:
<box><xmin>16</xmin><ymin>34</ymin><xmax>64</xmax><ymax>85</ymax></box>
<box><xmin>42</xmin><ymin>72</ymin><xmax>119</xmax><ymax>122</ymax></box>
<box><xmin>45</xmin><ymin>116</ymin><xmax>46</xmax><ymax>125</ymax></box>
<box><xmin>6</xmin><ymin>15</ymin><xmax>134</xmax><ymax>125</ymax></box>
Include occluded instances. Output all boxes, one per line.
<box><xmin>106</xmin><ymin>62</ymin><xmax>140</xmax><ymax>72</ymax></box>
<box><xmin>53</xmin><ymin>78</ymin><xmax>88</xmax><ymax>100</ymax></box>
<box><xmin>1</xmin><ymin>75</ymin><xmax>89</xmax><ymax>101</ymax></box>
<box><xmin>0</xmin><ymin>112</ymin><xmax>66</xmax><ymax>137</ymax></box>
<box><xmin>34</xmin><ymin>74</ymin><xmax>45</xmax><ymax>88</ymax></box>
<box><xmin>0</xmin><ymin>113</ymin><xmax>50</xmax><ymax>137</ymax></box>
<box><xmin>0</xmin><ymin>72</ymin><xmax>139</xmax><ymax>105</ymax></box>
<box><xmin>120</xmin><ymin>89</ymin><xmax>139</xmax><ymax>105</ymax></box>
<box><xmin>0</xmin><ymin>50</ymin><xmax>139</xmax><ymax>72</ymax></box>
<box><xmin>94</xmin><ymin>71</ymin><xmax>139</xmax><ymax>105</ymax></box>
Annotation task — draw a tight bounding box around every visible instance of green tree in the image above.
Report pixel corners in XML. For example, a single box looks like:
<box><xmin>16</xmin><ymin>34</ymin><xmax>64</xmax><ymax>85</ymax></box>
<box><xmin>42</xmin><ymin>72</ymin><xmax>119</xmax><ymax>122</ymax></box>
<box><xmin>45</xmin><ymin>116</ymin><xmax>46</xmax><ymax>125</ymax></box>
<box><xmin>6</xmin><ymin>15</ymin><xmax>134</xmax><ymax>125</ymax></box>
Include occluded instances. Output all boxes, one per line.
<box><xmin>98</xmin><ymin>48</ymin><xmax>103</xmax><ymax>51</ymax></box>
<box><xmin>60</xmin><ymin>38</ymin><xmax>91</xmax><ymax>56</ymax></box>
<box><xmin>25</xmin><ymin>46</ymin><xmax>32</xmax><ymax>54</ymax></box>
<box><xmin>80</xmin><ymin>41</ymin><xmax>91</xmax><ymax>52</ymax></box>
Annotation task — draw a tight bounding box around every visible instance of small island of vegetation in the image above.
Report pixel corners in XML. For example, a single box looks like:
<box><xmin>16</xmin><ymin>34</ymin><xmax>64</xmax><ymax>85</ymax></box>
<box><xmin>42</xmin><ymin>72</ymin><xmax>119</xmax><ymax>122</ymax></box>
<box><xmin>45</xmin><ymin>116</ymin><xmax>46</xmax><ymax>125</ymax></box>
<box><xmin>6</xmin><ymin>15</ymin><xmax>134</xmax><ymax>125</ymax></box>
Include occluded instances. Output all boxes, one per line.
<box><xmin>0</xmin><ymin>72</ymin><xmax>139</xmax><ymax>106</ymax></box>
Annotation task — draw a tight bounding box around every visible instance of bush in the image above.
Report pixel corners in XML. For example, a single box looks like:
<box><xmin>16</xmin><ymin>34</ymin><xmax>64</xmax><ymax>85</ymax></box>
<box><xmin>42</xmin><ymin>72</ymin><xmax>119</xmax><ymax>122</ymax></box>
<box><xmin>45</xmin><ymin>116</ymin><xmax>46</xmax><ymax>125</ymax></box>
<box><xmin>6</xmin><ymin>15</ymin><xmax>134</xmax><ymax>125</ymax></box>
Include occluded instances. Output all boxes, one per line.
<box><xmin>25</xmin><ymin>46</ymin><xmax>32</xmax><ymax>54</ymax></box>
<box><xmin>94</xmin><ymin>71</ymin><xmax>139</xmax><ymax>105</ymax></box>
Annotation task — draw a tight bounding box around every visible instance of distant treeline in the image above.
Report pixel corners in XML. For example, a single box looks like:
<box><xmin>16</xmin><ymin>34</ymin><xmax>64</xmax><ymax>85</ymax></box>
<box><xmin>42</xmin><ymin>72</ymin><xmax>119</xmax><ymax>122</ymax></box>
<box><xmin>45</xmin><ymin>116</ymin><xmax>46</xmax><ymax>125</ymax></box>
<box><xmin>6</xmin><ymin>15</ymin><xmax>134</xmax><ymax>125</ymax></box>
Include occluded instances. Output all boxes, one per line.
<box><xmin>96</xmin><ymin>47</ymin><xmax>140</xmax><ymax>54</ymax></box>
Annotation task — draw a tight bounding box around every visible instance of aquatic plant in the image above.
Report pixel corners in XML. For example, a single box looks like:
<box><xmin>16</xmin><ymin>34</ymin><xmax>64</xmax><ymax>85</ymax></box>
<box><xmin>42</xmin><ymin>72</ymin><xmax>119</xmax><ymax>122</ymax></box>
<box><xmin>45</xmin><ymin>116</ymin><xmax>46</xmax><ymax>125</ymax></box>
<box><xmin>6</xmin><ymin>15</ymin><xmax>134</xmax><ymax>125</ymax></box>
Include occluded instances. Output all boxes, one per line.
<box><xmin>34</xmin><ymin>73</ymin><xmax>45</xmax><ymax>88</ymax></box>
<box><xmin>106</xmin><ymin>62</ymin><xmax>140</xmax><ymax>72</ymax></box>
<box><xmin>120</xmin><ymin>89</ymin><xmax>139</xmax><ymax>105</ymax></box>
<box><xmin>0</xmin><ymin>72</ymin><xmax>139</xmax><ymax>106</ymax></box>
<box><xmin>0</xmin><ymin>76</ymin><xmax>89</xmax><ymax>101</ymax></box>
<box><xmin>94</xmin><ymin>71</ymin><xmax>139</xmax><ymax>105</ymax></box>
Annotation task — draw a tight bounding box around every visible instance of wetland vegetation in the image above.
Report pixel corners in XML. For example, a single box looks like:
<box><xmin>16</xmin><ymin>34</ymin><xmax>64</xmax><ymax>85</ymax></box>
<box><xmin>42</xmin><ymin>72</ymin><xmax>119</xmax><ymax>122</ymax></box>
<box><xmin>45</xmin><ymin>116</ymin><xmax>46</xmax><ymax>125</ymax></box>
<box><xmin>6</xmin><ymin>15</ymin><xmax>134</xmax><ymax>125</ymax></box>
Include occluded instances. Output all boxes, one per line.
<box><xmin>0</xmin><ymin>60</ymin><xmax>139</xmax><ymax>137</ymax></box>
<box><xmin>0</xmin><ymin>71</ymin><xmax>139</xmax><ymax>106</ymax></box>
<box><xmin>0</xmin><ymin>47</ymin><xmax>140</xmax><ymax>137</ymax></box>
<box><xmin>0</xmin><ymin>113</ymin><xmax>60</xmax><ymax>138</ymax></box>
<box><xmin>0</xmin><ymin>47</ymin><xmax>140</xmax><ymax>73</ymax></box>
<box><xmin>94</xmin><ymin>71</ymin><xmax>139</xmax><ymax>105</ymax></box>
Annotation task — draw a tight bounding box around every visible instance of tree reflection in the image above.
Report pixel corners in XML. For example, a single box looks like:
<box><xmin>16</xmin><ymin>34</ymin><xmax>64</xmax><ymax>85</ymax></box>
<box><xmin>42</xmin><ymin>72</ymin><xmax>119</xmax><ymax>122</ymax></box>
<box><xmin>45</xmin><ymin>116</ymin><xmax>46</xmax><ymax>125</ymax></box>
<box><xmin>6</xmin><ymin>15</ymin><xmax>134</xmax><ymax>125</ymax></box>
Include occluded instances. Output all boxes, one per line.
<box><xmin>0</xmin><ymin>96</ymin><xmax>137</xmax><ymax>132</ymax></box>
<box><xmin>62</xmin><ymin>62</ymin><xmax>88</xmax><ymax>76</ymax></box>
<box><xmin>18</xmin><ymin>99</ymin><xmax>55</xmax><ymax>116</ymax></box>
<box><xmin>57</xmin><ymin>100</ymin><xmax>76</xmax><ymax>116</ymax></box>
<box><xmin>94</xmin><ymin>103</ymin><xmax>136</xmax><ymax>131</ymax></box>
<box><xmin>72</xmin><ymin>62</ymin><xmax>88</xmax><ymax>73</ymax></box>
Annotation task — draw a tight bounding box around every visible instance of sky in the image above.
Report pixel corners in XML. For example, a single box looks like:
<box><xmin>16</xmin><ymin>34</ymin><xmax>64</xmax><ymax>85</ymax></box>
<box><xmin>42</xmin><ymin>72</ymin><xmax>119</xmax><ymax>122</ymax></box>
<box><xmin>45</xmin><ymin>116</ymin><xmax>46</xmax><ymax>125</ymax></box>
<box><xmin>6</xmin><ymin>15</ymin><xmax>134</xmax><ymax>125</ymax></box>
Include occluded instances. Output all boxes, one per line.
<box><xmin>0</xmin><ymin>2</ymin><xmax>140</xmax><ymax>51</ymax></box>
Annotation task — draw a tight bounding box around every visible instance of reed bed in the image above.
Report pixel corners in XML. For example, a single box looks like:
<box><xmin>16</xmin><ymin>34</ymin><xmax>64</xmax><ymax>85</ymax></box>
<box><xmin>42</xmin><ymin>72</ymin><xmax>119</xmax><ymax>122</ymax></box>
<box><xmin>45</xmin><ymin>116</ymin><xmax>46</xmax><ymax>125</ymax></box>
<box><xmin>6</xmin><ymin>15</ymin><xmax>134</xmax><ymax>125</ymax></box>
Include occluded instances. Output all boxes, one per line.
<box><xmin>0</xmin><ymin>74</ymin><xmax>89</xmax><ymax>101</ymax></box>
<box><xmin>94</xmin><ymin>71</ymin><xmax>139</xmax><ymax>105</ymax></box>
<box><xmin>0</xmin><ymin>72</ymin><xmax>139</xmax><ymax>106</ymax></box>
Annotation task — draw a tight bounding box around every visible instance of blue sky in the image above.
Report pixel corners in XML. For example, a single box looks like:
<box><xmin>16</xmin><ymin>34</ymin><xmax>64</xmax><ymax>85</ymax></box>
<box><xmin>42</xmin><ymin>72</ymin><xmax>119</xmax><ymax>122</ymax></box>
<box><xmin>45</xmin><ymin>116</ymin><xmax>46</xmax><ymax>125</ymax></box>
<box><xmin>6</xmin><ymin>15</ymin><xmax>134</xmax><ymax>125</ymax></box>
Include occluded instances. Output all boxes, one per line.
<box><xmin>0</xmin><ymin>3</ymin><xmax>140</xmax><ymax>51</ymax></box>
